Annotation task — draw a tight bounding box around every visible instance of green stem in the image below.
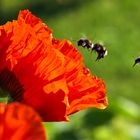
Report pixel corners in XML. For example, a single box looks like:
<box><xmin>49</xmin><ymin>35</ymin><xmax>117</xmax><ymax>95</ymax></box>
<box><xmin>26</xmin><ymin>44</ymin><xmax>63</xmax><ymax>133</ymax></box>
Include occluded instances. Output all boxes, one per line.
<box><xmin>0</xmin><ymin>87</ymin><xmax>9</xmax><ymax>103</ymax></box>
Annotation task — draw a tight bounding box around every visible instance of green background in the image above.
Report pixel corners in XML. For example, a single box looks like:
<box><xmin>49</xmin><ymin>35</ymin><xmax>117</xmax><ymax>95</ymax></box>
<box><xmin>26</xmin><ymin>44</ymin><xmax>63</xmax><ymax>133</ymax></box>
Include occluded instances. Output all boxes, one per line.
<box><xmin>1</xmin><ymin>0</ymin><xmax>140</xmax><ymax>140</ymax></box>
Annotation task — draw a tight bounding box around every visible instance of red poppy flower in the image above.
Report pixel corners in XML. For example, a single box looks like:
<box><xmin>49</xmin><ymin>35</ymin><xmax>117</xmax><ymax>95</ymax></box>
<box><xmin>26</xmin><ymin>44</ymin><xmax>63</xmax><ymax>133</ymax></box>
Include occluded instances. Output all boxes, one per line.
<box><xmin>0</xmin><ymin>102</ymin><xmax>46</xmax><ymax>140</ymax></box>
<box><xmin>0</xmin><ymin>10</ymin><xmax>108</xmax><ymax>122</ymax></box>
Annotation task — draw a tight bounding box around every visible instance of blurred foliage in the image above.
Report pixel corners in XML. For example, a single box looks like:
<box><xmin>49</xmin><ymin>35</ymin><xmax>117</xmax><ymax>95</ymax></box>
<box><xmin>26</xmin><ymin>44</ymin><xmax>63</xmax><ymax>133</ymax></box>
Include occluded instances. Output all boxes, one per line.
<box><xmin>1</xmin><ymin>0</ymin><xmax>140</xmax><ymax>140</ymax></box>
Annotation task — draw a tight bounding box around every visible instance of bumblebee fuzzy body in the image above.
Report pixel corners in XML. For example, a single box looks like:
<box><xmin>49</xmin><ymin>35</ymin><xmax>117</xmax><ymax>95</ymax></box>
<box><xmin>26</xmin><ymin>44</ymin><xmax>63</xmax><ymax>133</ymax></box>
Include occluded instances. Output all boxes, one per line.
<box><xmin>77</xmin><ymin>38</ymin><xmax>92</xmax><ymax>49</ymax></box>
<box><xmin>77</xmin><ymin>38</ymin><xmax>107</xmax><ymax>60</ymax></box>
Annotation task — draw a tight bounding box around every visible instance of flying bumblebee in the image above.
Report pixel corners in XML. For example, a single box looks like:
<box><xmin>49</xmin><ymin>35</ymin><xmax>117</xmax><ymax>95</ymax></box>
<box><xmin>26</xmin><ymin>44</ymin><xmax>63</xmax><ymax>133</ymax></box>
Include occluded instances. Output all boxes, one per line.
<box><xmin>77</xmin><ymin>38</ymin><xmax>108</xmax><ymax>61</ymax></box>
<box><xmin>133</xmin><ymin>57</ymin><xmax>140</xmax><ymax>67</ymax></box>
<box><xmin>77</xmin><ymin>38</ymin><xmax>92</xmax><ymax>49</ymax></box>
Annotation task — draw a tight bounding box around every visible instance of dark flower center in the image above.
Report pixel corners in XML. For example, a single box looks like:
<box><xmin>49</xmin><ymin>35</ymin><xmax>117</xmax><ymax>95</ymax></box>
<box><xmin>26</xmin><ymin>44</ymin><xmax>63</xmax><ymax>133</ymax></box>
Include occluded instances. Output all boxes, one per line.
<box><xmin>0</xmin><ymin>68</ymin><xmax>24</xmax><ymax>103</ymax></box>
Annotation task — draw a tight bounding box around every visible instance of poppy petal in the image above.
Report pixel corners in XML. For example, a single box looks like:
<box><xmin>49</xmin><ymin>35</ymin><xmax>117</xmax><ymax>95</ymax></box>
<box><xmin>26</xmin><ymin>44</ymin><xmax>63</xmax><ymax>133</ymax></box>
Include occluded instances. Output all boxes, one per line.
<box><xmin>0</xmin><ymin>102</ymin><xmax>46</xmax><ymax>140</ymax></box>
<box><xmin>0</xmin><ymin>10</ymin><xmax>108</xmax><ymax>122</ymax></box>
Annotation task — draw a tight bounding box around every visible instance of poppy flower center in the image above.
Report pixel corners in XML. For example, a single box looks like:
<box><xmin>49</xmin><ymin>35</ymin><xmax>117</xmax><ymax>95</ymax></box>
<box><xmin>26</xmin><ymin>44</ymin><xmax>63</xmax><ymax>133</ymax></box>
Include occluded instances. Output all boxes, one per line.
<box><xmin>0</xmin><ymin>68</ymin><xmax>24</xmax><ymax>103</ymax></box>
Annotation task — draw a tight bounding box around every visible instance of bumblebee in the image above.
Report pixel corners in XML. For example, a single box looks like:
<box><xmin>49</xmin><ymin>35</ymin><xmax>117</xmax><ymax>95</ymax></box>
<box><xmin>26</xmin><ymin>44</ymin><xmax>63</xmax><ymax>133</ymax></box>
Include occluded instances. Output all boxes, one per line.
<box><xmin>92</xmin><ymin>43</ymin><xmax>108</xmax><ymax>61</ymax></box>
<box><xmin>133</xmin><ymin>57</ymin><xmax>140</xmax><ymax>67</ymax></box>
<box><xmin>77</xmin><ymin>38</ymin><xmax>108</xmax><ymax>60</ymax></box>
<box><xmin>77</xmin><ymin>38</ymin><xmax>92</xmax><ymax>49</ymax></box>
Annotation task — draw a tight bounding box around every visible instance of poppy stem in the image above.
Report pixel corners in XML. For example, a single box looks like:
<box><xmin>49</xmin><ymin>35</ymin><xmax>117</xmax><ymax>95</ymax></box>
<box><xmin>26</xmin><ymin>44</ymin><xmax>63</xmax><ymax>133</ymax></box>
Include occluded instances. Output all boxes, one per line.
<box><xmin>0</xmin><ymin>88</ymin><xmax>10</xmax><ymax>103</ymax></box>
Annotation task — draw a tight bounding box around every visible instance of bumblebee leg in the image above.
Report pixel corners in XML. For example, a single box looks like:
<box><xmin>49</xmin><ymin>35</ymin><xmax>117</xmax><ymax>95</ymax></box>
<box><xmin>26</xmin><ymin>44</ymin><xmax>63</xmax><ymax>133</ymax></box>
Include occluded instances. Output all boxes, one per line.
<box><xmin>133</xmin><ymin>62</ymin><xmax>137</xmax><ymax>67</ymax></box>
